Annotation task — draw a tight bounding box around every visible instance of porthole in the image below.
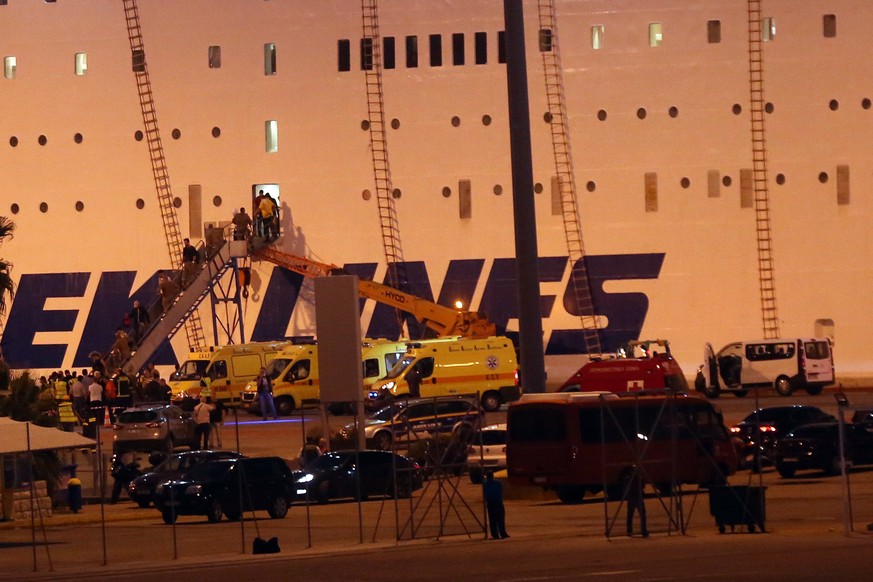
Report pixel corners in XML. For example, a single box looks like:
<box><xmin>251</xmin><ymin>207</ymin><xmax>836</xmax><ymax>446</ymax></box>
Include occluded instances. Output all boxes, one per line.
<box><xmin>668</xmin><ymin>106</ymin><xmax>679</xmax><ymax>118</ymax></box>
<box><xmin>10</xmin><ymin>203</ymin><xmax>19</xmax><ymax>214</ymax></box>
<box><xmin>38</xmin><ymin>135</ymin><xmax>47</xmax><ymax>146</ymax></box>
<box><xmin>818</xmin><ymin>172</ymin><xmax>829</xmax><ymax>183</ymax></box>
<box><xmin>493</xmin><ymin>184</ymin><xmax>503</xmax><ymax>195</ymax></box>
<box><xmin>597</xmin><ymin>110</ymin><xmax>607</xmax><ymax>121</ymax></box>
<box><xmin>211</xmin><ymin>127</ymin><xmax>221</xmax><ymax>138</ymax></box>
<box><xmin>764</xmin><ymin>102</ymin><xmax>775</xmax><ymax>114</ymax></box>
<box><xmin>361</xmin><ymin>120</ymin><xmax>370</xmax><ymax>131</ymax></box>
<box><xmin>136</xmin><ymin>198</ymin><xmax>145</xmax><ymax>209</ymax></box>
<box><xmin>442</xmin><ymin>187</ymin><xmax>452</xmax><ymax>198</ymax></box>
<box><xmin>722</xmin><ymin>175</ymin><xmax>732</xmax><ymax>187</ymax></box>
<box><xmin>586</xmin><ymin>181</ymin><xmax>596</xmax><ymax>192</ymax></box>
<box><xmin>75</xmin><ymin>201</ymin><xmax>84</xmax><ymax>212</ymax></box>
<box><xmin>171</xmin><ymin>128</ymin><xmax>181</xmax><ymax>140</ymax></box>
<box><xmin>362</xmin><ymin>189</ymin><xmax>372</xmax><ymax>201</ymax></box>
<box><xmin>829</xmin><ymin>99</ymin><xmax>839</xmax><ymax>111</ymax></box>
<box><xmin>544</xmin><ymin>112</ymin><xmax>553</xmax><ymax>123</ymax></box>
<box><xmin>390</xmin><ymin>119</ymin><xmax>400</xmax><ymax>130</ymax></box>
<box><xmin>534</xmin><ymin>182</ymin><xmax>544</xmax><ymax>194</ymax></box>
<box><xmin>212</xmin><ymin>196</ymin><xmax>222</xmax><ymax>207</ymax></box>
<box><xmin>9</xmin><ymin>136</ymin><xmax>18</xmax><ymax>147</ymax></box>
<box><xmin>173</xmin><ymin>197</ymin><xmax>182</xmax><ymax>208</ymax></box>
<box><xmin>636</xmin><ymin>108</ymin><xmax>647</xmax><ymax>120</ymax></box>
<box><xmin>732</xmin><ymin>104</ymin><xmax>742</xmax><ymax>115</ymax></box>
<box><xmin>680</xmin><ymin>177</ymin><xmax>691</xmax><ymax>189</ymax></box>
<box><xmin>39</xmin><ymin>202</ymin><xmax>48</xmax><ymax>213</ymax></box>
<box><xmin>775</xmin><ymin>173</ymin><xmax>786</xmax><ymax>185</ymax></box>
<box><xmin>451</xmin><ymin>116</ymin><xmax>461</xmax><ymax>127</ymax></box>
<box><xmin>482</xmin><ymin>115</ymin><xmax>492</xmax><ymax>126</ymax></box>
<box><xmin>134</xmin><ymin>130</ymin><xmax>144</xmax><ymax>141</ymax></box>
<box><xmin>392</xmin><ymin>188</ymin><xmax>401</xmax><ymax>199</ymax></box>
<box><xmin>863</xmin><ymin>98</ymin><xmax>872</xmax><ymax>110</ymax></box>
<box><xmin>74</xmin><ymin>133</ymin><xmax>84</xmax><ymax>144</ymax></box>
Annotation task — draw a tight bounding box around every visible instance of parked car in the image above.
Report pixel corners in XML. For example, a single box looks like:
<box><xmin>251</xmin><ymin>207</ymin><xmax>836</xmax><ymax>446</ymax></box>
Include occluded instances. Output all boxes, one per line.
<box><xmin>773</xmin><ymin>422</ymin><xmax>873</xmax><ymax>477</ymax></box>
<box><xmin>153</xmin><ymin>456</ymin><xmax>295</xmax><ymax>524</ymax></box>
<box><xmin>852</xmin><ymin>408</ymin><xmax>873</xmax><ymax>428</ymax></box>
<box><xmin>112</xmin><ymin>404</ymin><xmax>198</xmax><ymax>453</ymax></box>
<box><xmin>730</xmin><ymin>405</ymin><xmax>836</xmax><ymax>470</ymax></box>
<box><xmin>467</xmin><ymin>423</ymin><xmax>507</xmax><ymax>484</ymax></box>
<box><xmin>127</xmin><ymin>450</ymin><xmax>245</xmax><ymax>508</ymax></box>
<box><xmin>293</xmin><ymin>450</ymin><xmax>422</xmax><ymax>504</ymax></box>
<box><xmin>342</xmin><ymin>396</ymin><xmax>482</xmax><ymax>451</ymax></box>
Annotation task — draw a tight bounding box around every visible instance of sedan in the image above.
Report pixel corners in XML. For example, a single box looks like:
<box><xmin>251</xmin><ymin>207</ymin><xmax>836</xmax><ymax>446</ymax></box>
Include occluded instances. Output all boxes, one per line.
<box><xmin>127</xmin><ymin>450</ymin><xmax>244</xmax><ymax>508</ymax></box>
<box><xmin>293</xmin><ymin>450</ymin><xmax>422</xmax><ymax>504</ymax></box>
<box><xmin>773</xmin><ymin>422</ymin><xmax>873</xmax><ymax>477</ymax></box>
<box><xmin>730</xmin><ymin>405</ymin><xmax>835</xmax><ymax>470</ymax></box>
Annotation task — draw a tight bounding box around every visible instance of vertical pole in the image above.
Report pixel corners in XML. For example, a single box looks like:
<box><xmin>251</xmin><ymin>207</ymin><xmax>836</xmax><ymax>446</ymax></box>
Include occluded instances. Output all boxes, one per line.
<box><xmin>97</xmin><ymin>426</ymin><xmax>107</xmax><ymax>566</ymax></box>
<box><xmin>504</xmin><ymin>0</ymin><xmax>546</xmax><ymax>393</ymax></box>
<box><xmin>27</xmin><ymin>423</ymin><xmax>37</xmax><ymax>572</ymax></box>
<box><xmin>836</xmin><ymin>395</ymin><xmax>853</xmax><ymax>535</ymax></box>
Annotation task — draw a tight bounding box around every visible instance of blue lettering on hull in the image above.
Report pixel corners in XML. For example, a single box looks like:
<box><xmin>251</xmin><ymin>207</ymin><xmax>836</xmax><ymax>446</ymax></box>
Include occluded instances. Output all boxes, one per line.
<box><xmin>1</xmin><ymin>253</ymin><xmax>664</xmax><ymax>369</ymax></box>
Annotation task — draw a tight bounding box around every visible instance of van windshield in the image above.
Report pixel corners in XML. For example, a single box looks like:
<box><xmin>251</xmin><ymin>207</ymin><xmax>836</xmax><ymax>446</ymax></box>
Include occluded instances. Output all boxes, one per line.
<box><xmin>385</xmin><ymin>356</ymin><xmax>415</xmax><ymax>379</ymax></box>
<box><xmin>266</xmin><ymin>358</ymin><xmax>292</xmax><ymax>379</ymax></box>
<box><xmin>172</xmin><ymin>359</ymin><xmax>208</xmax><ymax>381</ymax></box>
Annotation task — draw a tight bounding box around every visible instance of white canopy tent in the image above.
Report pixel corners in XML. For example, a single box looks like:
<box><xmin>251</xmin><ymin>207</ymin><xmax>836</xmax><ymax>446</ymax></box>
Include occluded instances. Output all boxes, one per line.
<box><xmin>0</xmin><ymin>417</ymin><xmax>96</xmax><ymax>454</ymax></box>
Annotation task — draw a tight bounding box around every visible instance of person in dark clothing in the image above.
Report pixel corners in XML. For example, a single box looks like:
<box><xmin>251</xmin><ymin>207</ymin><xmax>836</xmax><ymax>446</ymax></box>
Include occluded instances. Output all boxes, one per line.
<box><xmin>483</xmin><ymin>470</ymin><xmax>508</xmax><ymax>539</ymax></box>
<box><xmin>130</xmin><ymin>300</ymin><xmax>150</xmax><ymax>345</ymax></box>
<box><xmin>406</xmin><ymin>366</ymin><xmax>422</xmax><ymax>399</ymax></box>
<box><xmin>181</xmin><ymin>238</ymin><xmax>200</xmax><ymax>288</ymax></box>
<box><xmin>625</xmin><ymin>470</ymin><xmax>648</xmax><ymax>537</ymax></box>
<box><xmin>110</xmin><ymin>452</ymin><xmax>141</xmax><ymax>504</ymax></box>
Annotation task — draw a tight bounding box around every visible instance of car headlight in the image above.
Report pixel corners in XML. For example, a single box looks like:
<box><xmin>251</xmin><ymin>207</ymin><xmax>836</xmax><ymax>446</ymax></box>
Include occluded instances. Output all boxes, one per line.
<box><xmin>185</xmin><ymin>484</ymin><xmax>202</xmax><ymax>495</ymax></box>
<box><xmin>384</xmin><ymin>381</ymin><xmax>395</xmax><ymax>391</ymax></box>
<box><xmin>297</xmin><ymin>473</ymin><xmax>314</xmax><ymax>484</ymax></box>
<box><xmin>128</xmin><ymin>482</ymin><xmax>137</xmax><ymax>493</ymax></box>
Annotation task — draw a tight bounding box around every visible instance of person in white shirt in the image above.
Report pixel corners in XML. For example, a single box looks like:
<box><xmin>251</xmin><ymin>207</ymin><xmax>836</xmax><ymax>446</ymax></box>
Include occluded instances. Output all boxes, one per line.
<box><xmin>193</xmin><ymin>397</ymin><xmax>215</xmax><ymax>450</ymax></box>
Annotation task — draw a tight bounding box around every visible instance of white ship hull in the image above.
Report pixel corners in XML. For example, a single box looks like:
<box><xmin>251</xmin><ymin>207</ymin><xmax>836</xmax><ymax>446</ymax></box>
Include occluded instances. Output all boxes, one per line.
<box><xmin>0</xmin><ymin>1</ymin><xmax>870</xmax><ymax>386</ymax></box>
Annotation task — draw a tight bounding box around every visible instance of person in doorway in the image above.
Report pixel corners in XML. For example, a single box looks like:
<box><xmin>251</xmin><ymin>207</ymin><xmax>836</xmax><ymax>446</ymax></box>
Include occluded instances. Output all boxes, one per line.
<box><xmin>483</xmin><ymin>470</ymin><xmax>508</xmax><ymax>539</ymax></box>
<box><xmin>256</xmin><ymin>366</ymin><xmax>278</xmax><ymax>420</ymax></box>
<box><xmin>181</xmin><ymin>238</ymin><xmax>200</xmax><ymax>288</ymax></box>
<box><xmin>625</xmin><ymin>470</ymin><xmax>649</xmax><ymax>538</ymax></box>
<box><xmin>258</xmin><ymin>193</ymin><xmax>277</xmax><ymax>241</ymax></box>
<box><xmin>193</xmin><ymin>396</ymin><xmax>215</xmax><ymax>450</ymax></box>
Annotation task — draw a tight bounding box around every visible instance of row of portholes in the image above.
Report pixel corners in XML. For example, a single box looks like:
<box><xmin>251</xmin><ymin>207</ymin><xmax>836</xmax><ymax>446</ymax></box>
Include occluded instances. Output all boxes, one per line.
<box><xmin>5</xmin><ymin>128</ymin><xmax>225</xmax><ymax>147</ymax></box>
<box><xmin>134</xmin><ymin>127</ymin><xmax>223</xmax><ymax>141</ymax></box>
<box><xmin>426</xmin><ymin>172</ymin><xmax>807</xmax><ymax>198</ymax></box>
<box><xmin>9</xmin><ymin>196</ymin><xmax>191</xmax><ymax>215</ymax></box>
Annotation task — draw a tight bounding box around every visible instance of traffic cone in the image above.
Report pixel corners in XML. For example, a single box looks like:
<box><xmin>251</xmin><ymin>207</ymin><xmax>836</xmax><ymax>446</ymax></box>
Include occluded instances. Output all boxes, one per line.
<box><xmin>104</xmin><ymin>406</ymin><xmax>112</xmax><ymax>428</ymax></box>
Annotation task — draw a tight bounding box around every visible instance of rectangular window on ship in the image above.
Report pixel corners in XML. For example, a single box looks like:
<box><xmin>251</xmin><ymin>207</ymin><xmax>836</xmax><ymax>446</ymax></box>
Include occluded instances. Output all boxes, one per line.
<box><xmin>762</xmin><ymin>17</ymin><xmax>776</xmax><ymax>41</ymax></box>
<box><xmin>430</xmin><ymin>34</ymin><xmax>442</xmax><ymax>67</ymax></box>
<box><xmin>452</xmin><ymin>33</ymin><xmax>465</xmax><ymax>66</ymax></box>
<box><xmin>337</xmin><ymin>39</ymin><xmax>351</xmax><ymax>72</ymax></box>
<box><xmin>591</xmin><ymin>25</ymin><xmax>604</xmax><ymax>50</ymax></box>
<box><xmin>4</xmin><ymin>56</ymin><xmax>16</xmax><ymax>79</ymax></box>
<box><xmin>406</xmin><ymin>35</ymin><xmax>418</xmax><ymax>68</ymax></box>
<box><xmin>498</xmin><ymin>31</ymin><xmax>506</xmax><ymax>63</ymax></box>
<box><xmin>265</xmin><ymin>120</ymin><xmax>278</xmax><ymax>153</ymax></box>
<box><xmin>264</xmin><ymin>43</ymin><xmax>277</xmax><ymax>75</ymax></box>
<box><xmin>361</xmin><ymin>37</ymin><xmax>373</xmax><ymax>71</ymax></box>
<box><xmin>474</xmin><ymin>32</ymin><xmax>487</xmax><ymax>64</ymax></box>
<box><xmin>649</xmin><ymin>23</ymin><xmax>663</xmax><ymax>47</ymax></box>
<box><xmin>707</xmin><ymin>20</ymin><xmax>721</xmax><ymax>44</ymax></box>
<box><xmin>384</xmin><ymin>36</ymin><xmax>396</xmax><ymax>69</ymax></box>
<box><xmin>823</xmin><ymin>14</ymin><xmax>836</xmax><ymax>38</ymax></box>
<box><xmin>208</xmin><ymin>46</ymin><xmax>222</xmax><ymax>69</ymax></box>
<box><xmin>75</xmin><ymin>52</ymin><xmax>87</xmax><ymax>76</ymax></box>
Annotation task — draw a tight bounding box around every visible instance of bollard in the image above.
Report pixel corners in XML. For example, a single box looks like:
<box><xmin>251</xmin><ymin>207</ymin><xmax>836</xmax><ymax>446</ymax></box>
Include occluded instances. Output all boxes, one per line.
<box><xmin>68</xmin><ymin>477</ymin><xmax>83</xmax><ymax>513</ymax></box>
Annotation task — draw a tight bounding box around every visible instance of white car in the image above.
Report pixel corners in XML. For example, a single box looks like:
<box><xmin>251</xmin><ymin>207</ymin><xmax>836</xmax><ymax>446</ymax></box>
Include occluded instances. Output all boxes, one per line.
<box><xmin>467</xmin><ymin>423</ymin><xmax>507</xmax><ymax>483</ymax></box>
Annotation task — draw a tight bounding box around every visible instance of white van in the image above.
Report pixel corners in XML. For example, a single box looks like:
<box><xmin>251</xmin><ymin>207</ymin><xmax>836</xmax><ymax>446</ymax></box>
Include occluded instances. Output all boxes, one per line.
<box><xmin>695</xmin><ymin>338</ymin><xmax>834</xmax><ymax>398</ymax></box>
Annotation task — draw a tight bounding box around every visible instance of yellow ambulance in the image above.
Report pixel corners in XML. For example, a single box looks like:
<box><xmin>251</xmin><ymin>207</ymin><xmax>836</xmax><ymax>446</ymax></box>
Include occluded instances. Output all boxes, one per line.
<box><xmin>168</xmin><ymin>340</ymin><xmax>291</xmax><ymax>407</ymax></box>
<box><xmin>369</xmin><ymin>336</ymin><xmax>520</xmax><ymax>411</ymax></box>
<box><xmin>241</xmin><ymin>338</ymin><xmax>410</xmax><ymax>415</ymax></box>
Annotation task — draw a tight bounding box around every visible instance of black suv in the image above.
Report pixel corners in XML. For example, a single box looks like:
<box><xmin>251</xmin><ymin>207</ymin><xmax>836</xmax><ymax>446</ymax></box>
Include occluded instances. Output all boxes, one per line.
<box><xmin>730</xmin><ymin>405</ymin><xmax>836</xmax><ymax>470</ymax></box>
<box><xmin>127</xmin><ymin>450</ymin><xmax>245</xmax><ymax>508</ymax></box>
<box><xmin>293</xmin><ymin>450</ymin><xmax>423</xmax><ymax>504</ymax></box>
<box><xmin>154</xmin><ymin>456</ymin><xmax>294</xmax><ymax>524</ymax></box>
<box><xmin>774</xmin><ymin>422</ymin><xmax>873</xmax><ymax>477</ymax></box>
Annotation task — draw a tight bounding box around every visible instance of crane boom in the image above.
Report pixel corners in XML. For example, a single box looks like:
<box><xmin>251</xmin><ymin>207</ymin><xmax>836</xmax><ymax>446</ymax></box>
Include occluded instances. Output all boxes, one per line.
<box><xmin>253</xmin><ymin>248</ymin><xmax>495</xmax><ymax>339</ymax></box>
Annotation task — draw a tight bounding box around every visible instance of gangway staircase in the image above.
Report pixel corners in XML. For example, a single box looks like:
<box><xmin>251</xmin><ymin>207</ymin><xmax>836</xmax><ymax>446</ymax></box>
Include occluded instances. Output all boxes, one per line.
<box><xmin>121</xmin><ymin>241</ymin><xmax>236</xmax><ymax>375</ymax></box>
<box><xmin>746</xmin><ymin>0</ymin><xmax>780</xmax><ymax>339</ymax></box>
<box><xmin>360</xmin><ymin>0</ymin><xmax>410</xmax><ymax>334</ymax></box>
<box><xmin>122</xmin><ymin>0</ymin><xmax>206</xmax><ymax>350</ymax></box>
<box><xmin>536</xmin><ymin>1</ymin><xmax>602</xmax><ymax>356</ymax></box>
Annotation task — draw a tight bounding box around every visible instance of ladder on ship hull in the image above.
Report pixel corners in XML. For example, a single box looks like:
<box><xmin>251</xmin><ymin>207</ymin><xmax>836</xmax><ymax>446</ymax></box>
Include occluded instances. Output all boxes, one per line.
<box><xmin>120</xmin><ymin>241</ymin><xmax>237</xmax><ymax>375</ymax></box>
<box><xmin>122</xmin><ymin>0</ymin><xmax>205</xmax><ymax>350</ymax></box>
<box><xmin>537</xmin><ymin>1</ymin><xmax>602</xmax><ymax>356</ymax></box>
<box><xmin>747</xmin><ymin>0</ymin><xmax>780</xmax><ymax>339</ymax></box>
<box><xmin>361</xmin><ymin>0</ymin><xmax>410</xmax><ymax>336</ymax></box>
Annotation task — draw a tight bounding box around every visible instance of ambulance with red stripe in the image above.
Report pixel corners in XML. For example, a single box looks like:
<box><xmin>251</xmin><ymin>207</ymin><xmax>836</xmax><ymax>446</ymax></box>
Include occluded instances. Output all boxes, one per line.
<box><xmin>369</xmin><ymin>336</ymin><xmax>521</xmax><ymax>412</ymax></box>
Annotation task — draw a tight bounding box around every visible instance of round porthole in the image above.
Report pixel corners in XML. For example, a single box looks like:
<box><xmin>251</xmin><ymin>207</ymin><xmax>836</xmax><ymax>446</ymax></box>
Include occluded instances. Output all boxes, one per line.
<box><xmin>75</xmin><ymin>201</ymin><xmax>85</xmax><ymax>212</ymax></box>
<box><xmin>10</xmin><ymin>203</ymin><xmax>19</xmax><ymax>214</ymax></box>
<box><xmin>361</xmin><ymin>120</ymin><xmax>370</xmax><ymax>131</ymax></box>
<box><xmin>732</xmin><ymin>104</ymin><xmax>742</xmax><ymax>115</ymax></box>
<box><xmin>38</xmin><ymin>135</ymin><xmax>47</xmax><ymax>146</ymax></box>
<box><xmin>597</xmin><ymin>110</ymin><xmax>607</xmax><ymax>121</ymax></box>
<box><xmin>636</xmin><ymin>108</ymin><xmax>647</xmax><ymax>120</ymax></box>
<box><xmin>362</xmin><ymin>189</ymin><xmax>372</xmax><ymax>201</ymax></box>
<box><xmin>212</xmin><ymin>196</ymin><xmax>223</xmax><ymax>207</ymax></box>
<box><xmin>39</xmin><ymin>202</ymin><xmax>48</xmax><ymax>213</ymax></box>
<box><xmin>722</xmin><ymin>176</ymin><xmax>733</xmax><ymax>187</ymax></box>
<box><xmin>680</xmin><ymin>177</ymin><xmax>690</xmax><ymax>189</ymax></box>
<box><xmin>482</xmin><ymin>115</ymin><xmax>492</xmax><ymax>126</ymax></box>
<box><xmin>776</xmin><ymin>174</ymin><xmax>786</xmax><ymax>185</ymax></box>
<box><xmin>171</xmin><ymin>129</ymin><xmax>181</xmax><ymax>140</ymax></box>
<box><xmin>586</xmin><ymin>181</ymin><xmax>596</xmax><ymax>192</ymax></box>
<box><xmin>451</xmin><ymin>116</ymin><xmax>461</xmax><ymax>127</ymax></box>
<box><xmin>74</xmin><ymin>133</ymin><xmax>84</xmax><ymax>144</ymax></box>
<box><xmin>390</xmin><ymin>119</ymin><xmax>400</xmax><ymax>130</ymax></box>
<box><xmin>134</xmin><ymin>130</ymin><xmax>144</xmax><ymax>141</ymax></box>
<box><xmin>493</xmin><ymin>185</ymin><xmax>503</xmax><ymax>195</ymax></box>
<box><xmin>534</xmin><ymin>183</ymin><xmax>544</xmax><ymax>194</ymax></box>
<box><xmin>9</xmin><ymin>136</ymin><xmax>18</xmax><ymax>147</ymax></box>
<box><xmin>392</xmin><ymin>188</ymin><xmax>401</xmax><ymax>199</ymax></box>
<box><xmin>818</xmin><ymin>172</ymin><xmax>829</xmax><ymax>183</ymax></box>
<box><xmin>211</xmin><ymin>127</ymin><xmax>221</xmax><ymax>138</ymax></box>
<box><xmin>442</xmin><ymin>187</ymin><xmax>452</xmax><ymax>198</ymax></box>
<box><xmin>136</xmin><ymin>198</ymin><xmax>145</xmax><ymax>209</ymax></box>
<box><xmin>668</xmin><ymin>106</ymin><xmax>679</xmax><ymax>118</ymax></box>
